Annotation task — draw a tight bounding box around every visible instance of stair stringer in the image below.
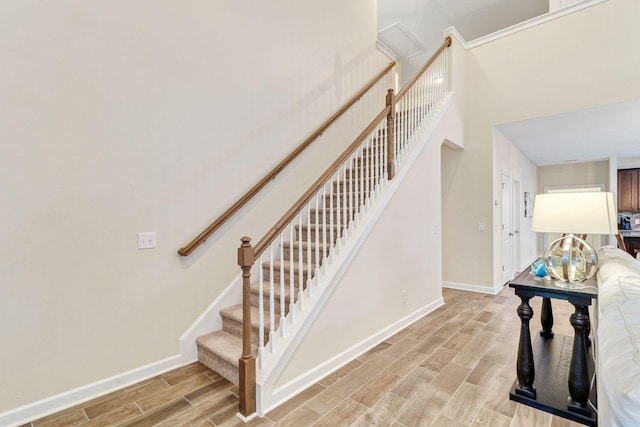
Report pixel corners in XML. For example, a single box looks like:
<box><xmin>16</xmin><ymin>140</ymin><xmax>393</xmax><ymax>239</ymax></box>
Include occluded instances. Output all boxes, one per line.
<box><xmin>255</xmin><ymin>92</ymin><xmax>456</xmax><ymax>416</ymax></box>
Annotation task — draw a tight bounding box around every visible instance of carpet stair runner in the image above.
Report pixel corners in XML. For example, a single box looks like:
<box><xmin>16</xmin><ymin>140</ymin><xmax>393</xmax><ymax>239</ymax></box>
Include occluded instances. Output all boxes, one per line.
<box><xmin>194</xmin><ymin>143</ymin><xmax>380</xmax><ymax>386</ymax></box>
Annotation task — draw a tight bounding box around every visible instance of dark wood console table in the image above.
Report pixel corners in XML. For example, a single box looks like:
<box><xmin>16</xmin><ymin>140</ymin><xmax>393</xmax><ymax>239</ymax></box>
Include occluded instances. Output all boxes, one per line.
<box><xmin>508</xmin><ymin>268</ymin><xmax>597</xmax><ymax>426</ymax></box>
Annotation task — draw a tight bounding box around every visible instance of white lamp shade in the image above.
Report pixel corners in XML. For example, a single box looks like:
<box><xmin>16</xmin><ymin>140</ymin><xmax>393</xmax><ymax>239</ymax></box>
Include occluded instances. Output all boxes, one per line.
<box><xmin>531</xmin><ymin>192</ymin><xmax>617</xmax><ymax>235</ymax></box>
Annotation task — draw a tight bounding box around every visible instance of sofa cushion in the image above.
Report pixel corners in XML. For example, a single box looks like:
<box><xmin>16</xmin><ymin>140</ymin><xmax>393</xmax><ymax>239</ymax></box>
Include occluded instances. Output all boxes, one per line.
<box><xmin>596</xmin><ymin>247</ymin><xmax>640</xmax><ymax>426</ymax></box>
<box><xmin>597</xmin><ymin>247</ymin><xmax>640</xmax><ymax>316</ymax></box>
<box><xmin>599</xmin><ymin>300</ymin><xmax>640</xmax><ymax>426</ymax></box>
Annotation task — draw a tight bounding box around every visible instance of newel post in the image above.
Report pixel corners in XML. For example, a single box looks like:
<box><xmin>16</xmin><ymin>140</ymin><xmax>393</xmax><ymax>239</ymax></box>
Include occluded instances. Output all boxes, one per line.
<box><xmin>385</xmin><ymin>89</ymin><xmax>396</xmax><ymax>180</ymax></box>
<box><xmin>237</xmin><ymin>236</ymin><xmax>256</xmax><ymax>418</ymax></box>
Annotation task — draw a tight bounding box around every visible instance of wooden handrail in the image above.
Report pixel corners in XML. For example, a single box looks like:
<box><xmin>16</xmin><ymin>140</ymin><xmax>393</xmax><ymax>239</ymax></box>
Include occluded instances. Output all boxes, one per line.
<box><xmin>253</xmin><ymin>36</ymin><xmax>453</xmax><ymax>258</ymax></box>
<box><xmin>254</xmin><ymin>107</ymin><xmax>390</xmax><ymax>257</ymax></box>
<box><xmin>396</xmin><ymin>36</ymin><xmax>452</xmax><ymax>101</ymax></box>
<box><xmin>178</xmin><ymin>61</ymin><xmax>396</xmax><ymax>256</ymax></box>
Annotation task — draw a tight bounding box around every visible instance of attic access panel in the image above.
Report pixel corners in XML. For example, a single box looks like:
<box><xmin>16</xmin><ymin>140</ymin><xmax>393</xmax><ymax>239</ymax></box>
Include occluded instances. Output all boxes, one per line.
<box><xmin>377</xmin><ymin>22</ymin><xmax>426</xmax><ymax>59</ymax></box>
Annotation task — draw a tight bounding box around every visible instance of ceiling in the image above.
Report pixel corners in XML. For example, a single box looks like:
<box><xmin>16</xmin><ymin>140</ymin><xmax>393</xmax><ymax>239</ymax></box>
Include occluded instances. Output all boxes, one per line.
<box><xmin>377</xmin><ymin>0</ymin><xmax>549</xmax><ymax>62</ymax></box>
<box><xmin>498</xmin><ymin>101</ymin><xmax>640</xmax><ymax>166</ymax></box>
<box><xmin>378</xmin><ymin>0</ymin><xmax>640</xmax><ymax>167</ymax></box>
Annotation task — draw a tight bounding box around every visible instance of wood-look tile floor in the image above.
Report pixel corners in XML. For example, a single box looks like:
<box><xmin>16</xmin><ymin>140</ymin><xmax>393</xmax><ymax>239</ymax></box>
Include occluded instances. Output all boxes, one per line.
<box><xmin>24</xmin><ymin>287</ymin><xmax>587</xmax><ymax>427</ymax></box>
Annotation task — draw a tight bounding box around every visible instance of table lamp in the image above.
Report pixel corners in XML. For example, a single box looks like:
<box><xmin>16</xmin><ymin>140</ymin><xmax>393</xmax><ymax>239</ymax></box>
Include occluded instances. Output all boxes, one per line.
<box><xmin>531</xmin><ymin>192</ymin><xmax>617</xmax><ymax>288</ymax></box>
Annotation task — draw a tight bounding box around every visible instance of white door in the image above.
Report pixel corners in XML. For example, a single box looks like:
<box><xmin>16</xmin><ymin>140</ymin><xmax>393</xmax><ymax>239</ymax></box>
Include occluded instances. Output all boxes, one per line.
<box><xmin>501</xmin><ymin>174</ymin><xmax>513</xmax><ymax>283</ymax></box>
<box><xmin>512</xmin><ymin>180</ymin><xmax>521</xmax><ymax>274</ymax></box>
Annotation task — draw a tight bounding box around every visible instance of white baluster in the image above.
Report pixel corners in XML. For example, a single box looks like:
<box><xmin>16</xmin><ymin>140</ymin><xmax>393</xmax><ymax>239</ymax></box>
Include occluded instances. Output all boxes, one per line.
<box><xmin>446</xmin><ymin>48</ymin><xmax>450</xmax><ymax>92</ymax></box>
<box><xmin>279</xmin><ymin>233</ymin><xmax>285</xmax><ymax>337</ymax></box>
<box><xmin>337</xmin><ymin>167</ymin><xmax>342</xmax><ymax>251</ymax></box>
<box><xmin>384</xmin><ymin>118</ymin><xmax>389</xmax><ymax>181</ymax></box>
<box><xmin>289</xmin><ymin>223</ymin><xmax>295</xmax><ymax>322</ymax></box>
<box><xmin>297</xmin><ymin>212</ymin><xmax>304</xmax><ymax>308</ymax></box>
<box><xmin>365</xmin><ymin>138</ymin><xmax>370</xmax><ymax>208</ymax></box>
<box><xmin>359</xmin><ymin>144</ymin><xmax>365</xmax><ymax>212</ymax></box>
<box><xmin>400</xmin><ymin>97</ymin><xmax>404</xmax><ymax>160</ymax></box>
<box><xmin>322</xmin><ymin>184</ymin><xmax>327</xmax><ymax>273</ymax></box>
<box><xmin>441</xmin><ymin>53</ymin><xmax>445</xmax><ymax>99</ymax></box>
<box><xmin>428</xmin><ymin>66</ymin><xmax>433</xmax><ymax>120</ymax></box>
<box><xmin>349</xmin><ymin>156</ymin><xmax>354</xmax><ymax>233</ymax></box>
<box><xmin>422</xmin><ymin>72</ymin><xmax>427</xmax><ymax>127</ymax></box>
<box><xmin>354</xmin><ymin>150</ymin><xmax>360</xmax><ymax>224</ymax></box>
<box><xmin>269</xmin><ymin>245</ymin><xmax>275</xmax><ymax>351</ymax></box>
<box><xmin>330</xmin><ymin>173</ymin><xmax>335</xmax><ymax>256</ymax></box>
<box><xmin>315</xmin><ymin>193</ymin><xmax>320</xmax><ymax>276</ymax></box>
<box><xmin>410</xmin><ymin>86</ymin><xmax>415</xmax><ymax>146</ymax></box>
<box><xmin>420</xmin><ymin>78</ymin><xmax>425</xmax><ymax>127</ymax></box>
<box><xmin>405</xmin><ymin>94</ymin><xmax>409</xmax><ymax>153</ymax></box>
<box><xmin>258</xmin><ymin>254</ymin><xmax>264</xmax><ymax>358</ymax></box>
<box><xmin>400</xmin><ymin>97</ymin><xmax>405</xmax><ymax>161</ymax></box>
<box><xmin>379</xmin><ymin>124</ymin><xmax>384</xmax><ymax>189</ymax></box>
<box><xmin>306</xmin><ymin>204</ymin><xmax>312</xmax><ymax>297</ymax></box>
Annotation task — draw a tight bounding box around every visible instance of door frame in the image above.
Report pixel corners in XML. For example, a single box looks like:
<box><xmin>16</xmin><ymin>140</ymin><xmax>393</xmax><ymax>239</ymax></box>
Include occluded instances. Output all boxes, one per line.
<box><xmin>512</xmin><ymin>179</ymin><xmax>521</xmax><ymax>275</ymax></box>
<box><xmin>501</xmin><ymin>173</ymin><xmax>513</xmax><ymax>284</ymax></box>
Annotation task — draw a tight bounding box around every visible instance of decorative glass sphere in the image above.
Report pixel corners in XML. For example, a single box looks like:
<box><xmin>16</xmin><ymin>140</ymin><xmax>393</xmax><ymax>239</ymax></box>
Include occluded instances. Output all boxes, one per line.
<box><xmin>544</xmin><ymin>234</ymin><xmax>598</xmax><ymax>286</ymax></box>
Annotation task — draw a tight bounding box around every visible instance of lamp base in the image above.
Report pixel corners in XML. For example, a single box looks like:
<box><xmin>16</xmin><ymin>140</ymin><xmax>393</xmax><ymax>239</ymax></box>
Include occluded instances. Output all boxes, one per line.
<box><xmin>544</xmin><ymin>235</ymin><xmax>598</xmax><ymax>283</ymax></box>
<box><xmin>553</xmin><ymin>280</ymin><xmax>587</xmax><ymax>290</ymax></box>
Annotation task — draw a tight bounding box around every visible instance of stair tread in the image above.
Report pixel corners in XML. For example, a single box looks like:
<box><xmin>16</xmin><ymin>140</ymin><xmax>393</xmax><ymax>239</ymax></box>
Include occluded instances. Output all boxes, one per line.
<box><xmin>296</xmin><ymin>223</ymin><xmax>343</xmax><ymax>229</ymax></box>
<box><xmin>220</xmin><ymin>304</ymin><xmax>281</xmax><ymax>327</ymax></box>
<box><xmin>310</xmin><ymin>207</ymin><xmax>358</xmax><ymax>211</ymax></box>
<box><xmin>283</xmin><ymin>240</ymin><xmax>327</xmax><ymax>249</ymax></box>
<box><xmin>262</xmin><ymin>259</ymin><xmax>313</xmax><ymax>273</ymax></box>
<box><xmin>196</xmin><ymin>330</ymin><xmax>255</xmax><ymax>365</ymax></box>
<box><xmin>250</xmin><ymin>280</ymin><xmax>296</xmax><ymax>297</ymax></box>
<box><xmin>325</xmin><ymin>189</ymin><xmax>369</xmax><ymax>194</ymax></box>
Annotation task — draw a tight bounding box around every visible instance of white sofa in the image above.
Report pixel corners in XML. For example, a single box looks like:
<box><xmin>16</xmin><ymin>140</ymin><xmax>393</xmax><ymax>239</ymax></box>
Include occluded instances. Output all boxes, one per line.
<box><xmin>595</xmin><ymin>246</ymin><xmax>640</xmax><ymax>426</ymax></box>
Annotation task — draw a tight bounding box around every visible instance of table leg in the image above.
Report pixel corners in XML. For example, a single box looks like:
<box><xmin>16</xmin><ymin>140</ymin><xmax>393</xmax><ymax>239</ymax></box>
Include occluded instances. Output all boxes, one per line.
<box><xmin>540</xmin><ymin>297</ymin><xmax>554</xmax><ymax>338</ymax></box>
<box><xmin>568</xmin><ymin>304</ymin><xmax>591</xmax><ymax>416</ymax></box>
<box><xmin>515</xmin><ymin>294</ymin><xmax>536</xmax><ymax>398</ymax></box>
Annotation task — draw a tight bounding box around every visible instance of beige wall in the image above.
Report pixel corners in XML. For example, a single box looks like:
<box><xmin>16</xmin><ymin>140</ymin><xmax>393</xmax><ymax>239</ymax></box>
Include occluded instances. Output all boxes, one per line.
<box><xmin>619</xmin><ymin>157</ymin><xmax>640</xmax><ymax>169</ymax></box>
<box><xmin>492</xmin><ymin>129</ymin><xmax>538</xmax><ymax>285</ymax></box>
<box><xmin>442</xmin><ymin>0</ymin><xmax>640</xmax><ymax>289</ymax></box>
<box><xmin>537</xmin><ymin>161</ymin><xmax>610</xmax><ymax>193</ymax></box>
<box><xmin>0</xmin><ymin>0</ymin><xmax>389</xmax><ymax>413</ymax></box>
<box><xmin>535</xmin><ymin>160</ymin><xmax>612</xmax><ymax>253</ymax></box>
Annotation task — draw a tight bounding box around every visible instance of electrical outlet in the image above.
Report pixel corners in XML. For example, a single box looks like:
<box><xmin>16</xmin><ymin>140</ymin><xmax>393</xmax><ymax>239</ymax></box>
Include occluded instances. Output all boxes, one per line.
<box><xmin>137</xmin><ymin>232</ymin><xmax>156</xmax><ymax>249</ymax></box>
<box><xmin>478</xmin><ymin>222</ymin><xmax>485</xmax><ymax>231</ymax></box>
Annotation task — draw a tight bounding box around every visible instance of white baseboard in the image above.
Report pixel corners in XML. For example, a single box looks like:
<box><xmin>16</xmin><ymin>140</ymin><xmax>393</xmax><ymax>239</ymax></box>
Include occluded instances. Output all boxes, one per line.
<box><xmin>0</xmin><ymin>355</ymin><xmax>185</xmax><ymax>427</ymax></box>
<box><xmin>258</xmin><ymin>297</ymin><xmax>444</xmax><ymax>416</ymax></box>
<box><xmin>443</xmin><ymin>280</ymin><xmax>505</xmax><ymax>295</ymax></box>
<box><xmin>2</xmin><ymin>273</ymin><xmax>244</xmax><ymax>427</ymax></box>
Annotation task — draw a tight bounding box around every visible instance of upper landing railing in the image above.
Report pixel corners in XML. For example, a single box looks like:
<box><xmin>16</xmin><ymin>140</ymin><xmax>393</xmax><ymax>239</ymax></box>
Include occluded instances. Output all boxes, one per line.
<box><xmin>177</xmin><ymin>62</ymin><xmax>396</xmax><ymax>256</ymax></box>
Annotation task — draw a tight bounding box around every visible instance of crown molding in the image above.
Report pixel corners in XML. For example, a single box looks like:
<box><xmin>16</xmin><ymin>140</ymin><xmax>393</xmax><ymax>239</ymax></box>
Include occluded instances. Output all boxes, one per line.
<box><xmin>444</xmin><ymin>0</ymin><xmax>608</xmax><ymax>50</ymax></box>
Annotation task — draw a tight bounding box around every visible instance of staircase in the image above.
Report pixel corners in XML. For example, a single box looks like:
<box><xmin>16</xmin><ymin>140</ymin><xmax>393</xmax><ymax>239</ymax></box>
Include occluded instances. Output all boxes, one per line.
<box><xmin>192</xmin><ymin>37</ymin><xmax>451</xmax><ymax>417</ymax></box>
<box><xmin>195</xmin><ymin>140</ymin><xmax>384</xmax><ymax>385</ymax></box>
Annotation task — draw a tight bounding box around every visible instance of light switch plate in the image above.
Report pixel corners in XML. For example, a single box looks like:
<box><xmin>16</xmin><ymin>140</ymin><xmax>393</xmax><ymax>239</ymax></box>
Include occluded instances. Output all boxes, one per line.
<box><xmin>138</xmin><ymin>232</ymin><xmax>156</xmax><ymax>249</ymax></box>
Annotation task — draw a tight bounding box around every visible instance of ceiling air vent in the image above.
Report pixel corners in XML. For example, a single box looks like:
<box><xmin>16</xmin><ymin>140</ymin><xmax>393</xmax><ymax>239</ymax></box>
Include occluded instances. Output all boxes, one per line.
<box><xmin>377</xmin><ymin>23</ymin><xmax>426</xmax><ymax>60</ymax></box>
